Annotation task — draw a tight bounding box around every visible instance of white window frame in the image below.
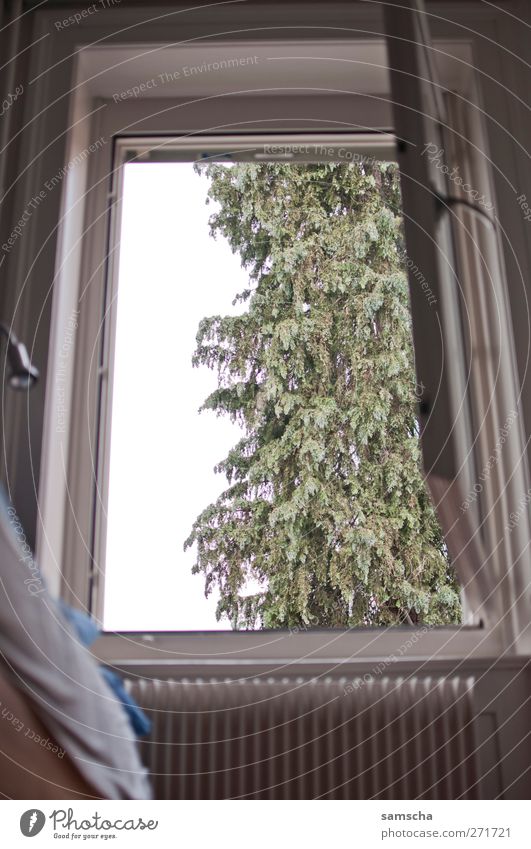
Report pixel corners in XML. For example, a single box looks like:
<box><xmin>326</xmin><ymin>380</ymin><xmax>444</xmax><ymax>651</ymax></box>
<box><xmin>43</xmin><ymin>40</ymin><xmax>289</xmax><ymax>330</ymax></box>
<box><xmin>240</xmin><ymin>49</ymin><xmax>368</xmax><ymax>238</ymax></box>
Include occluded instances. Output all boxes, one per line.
<box><xmin>28</xmin><ymin>4</ymin><xmax>526</xmax><ymax>666</ymax></box>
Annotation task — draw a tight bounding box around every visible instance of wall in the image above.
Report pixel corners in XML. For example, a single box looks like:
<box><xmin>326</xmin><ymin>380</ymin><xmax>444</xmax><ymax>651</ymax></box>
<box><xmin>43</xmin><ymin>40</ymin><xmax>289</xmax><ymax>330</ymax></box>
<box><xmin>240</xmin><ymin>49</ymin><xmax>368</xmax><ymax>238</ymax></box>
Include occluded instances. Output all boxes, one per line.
<box><xmin>1</xmin><ymin>0</ymin><xmax>530</xmax><ymax>560</ymax></box>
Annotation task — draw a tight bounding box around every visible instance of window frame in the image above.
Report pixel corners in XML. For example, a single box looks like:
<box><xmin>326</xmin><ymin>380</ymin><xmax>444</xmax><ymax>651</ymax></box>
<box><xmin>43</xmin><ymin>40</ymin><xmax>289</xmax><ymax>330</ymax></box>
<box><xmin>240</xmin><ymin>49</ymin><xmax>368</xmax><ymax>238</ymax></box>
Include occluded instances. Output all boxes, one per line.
<box><xmin>32</xmin><ymin>20</ymin><xmax>522</xmax><ymax>663</ymax></box>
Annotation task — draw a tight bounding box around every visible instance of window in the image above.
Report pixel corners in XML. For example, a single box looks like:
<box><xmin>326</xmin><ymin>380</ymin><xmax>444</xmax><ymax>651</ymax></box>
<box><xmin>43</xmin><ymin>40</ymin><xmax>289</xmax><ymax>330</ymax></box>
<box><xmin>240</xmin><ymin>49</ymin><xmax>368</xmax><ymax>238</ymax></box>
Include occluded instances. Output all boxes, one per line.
<box><xmin>99</xmin><ymin>137</ymin><xmax>460</xmax><ymax>632</ymax></box>
<box><xmin>38</xmin><ymin>24</ymin><xmax>528</xmax><ymax>654</ymax></box>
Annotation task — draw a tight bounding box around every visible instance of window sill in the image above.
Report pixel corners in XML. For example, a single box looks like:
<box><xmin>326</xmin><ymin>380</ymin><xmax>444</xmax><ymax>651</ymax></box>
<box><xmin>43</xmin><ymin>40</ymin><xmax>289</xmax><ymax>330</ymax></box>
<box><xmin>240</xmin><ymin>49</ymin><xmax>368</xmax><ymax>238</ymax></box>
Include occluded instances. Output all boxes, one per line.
<box><xmin>93</xmin><ymin>624</ymin><xmax>510</xmax><ymax>677</ymax></box>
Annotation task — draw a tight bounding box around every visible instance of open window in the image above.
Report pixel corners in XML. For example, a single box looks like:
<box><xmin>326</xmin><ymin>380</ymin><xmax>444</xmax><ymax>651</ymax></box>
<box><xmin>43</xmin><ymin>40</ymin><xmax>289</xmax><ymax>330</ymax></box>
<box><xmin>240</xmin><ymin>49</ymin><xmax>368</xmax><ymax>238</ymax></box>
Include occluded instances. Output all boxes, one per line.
<box><xmin>97</xmin><ymin>133</ymin><xmax>463</xmax><ymax>633</ymax></box>
<box><xmin>35</xmin><ymin>5</ymin><xmax>529</xmax><ymax>655</ymax></box>
<box><xmin>383</xmin><ymin>0</ymin><xmax>531</xmax><ymax>652</ymax></box>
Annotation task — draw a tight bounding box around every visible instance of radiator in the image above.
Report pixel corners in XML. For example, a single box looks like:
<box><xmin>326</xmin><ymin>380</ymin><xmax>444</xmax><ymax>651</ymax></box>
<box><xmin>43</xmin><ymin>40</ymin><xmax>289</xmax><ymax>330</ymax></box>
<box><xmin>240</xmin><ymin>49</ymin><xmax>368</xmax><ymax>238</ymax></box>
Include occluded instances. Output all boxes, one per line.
<box><xmin>125</xmin><ymin>674</ymin><xmax>479</xmax><ymax>800</ymax></box>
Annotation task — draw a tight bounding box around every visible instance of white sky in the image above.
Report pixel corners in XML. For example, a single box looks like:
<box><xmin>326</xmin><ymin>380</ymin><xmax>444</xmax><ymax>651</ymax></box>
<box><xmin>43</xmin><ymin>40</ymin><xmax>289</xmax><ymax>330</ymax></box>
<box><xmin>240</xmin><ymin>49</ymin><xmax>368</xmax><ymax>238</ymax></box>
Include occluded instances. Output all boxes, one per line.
<box><xmin>103</xmin><ymin>162</ymin><xmax>249</xmax><ymax>631</ymax></box>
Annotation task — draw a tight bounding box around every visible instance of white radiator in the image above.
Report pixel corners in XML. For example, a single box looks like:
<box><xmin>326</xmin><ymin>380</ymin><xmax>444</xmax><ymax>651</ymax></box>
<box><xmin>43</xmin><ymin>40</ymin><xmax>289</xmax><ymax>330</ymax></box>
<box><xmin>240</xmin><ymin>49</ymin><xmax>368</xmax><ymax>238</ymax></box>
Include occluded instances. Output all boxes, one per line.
<box><xmin>125</xmin><ymin>674</ymin><xmax>479</xmax><ymax>799</ymax></box>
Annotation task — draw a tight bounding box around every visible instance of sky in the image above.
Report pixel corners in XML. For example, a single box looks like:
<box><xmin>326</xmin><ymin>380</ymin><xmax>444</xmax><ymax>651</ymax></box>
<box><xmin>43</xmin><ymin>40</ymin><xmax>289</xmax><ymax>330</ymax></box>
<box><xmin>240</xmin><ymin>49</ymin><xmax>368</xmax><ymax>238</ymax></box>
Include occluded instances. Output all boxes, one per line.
<box><xmin>103</xmin><ymin>162</ymin><xmax>250</xmax><ymax>631</ymax></box>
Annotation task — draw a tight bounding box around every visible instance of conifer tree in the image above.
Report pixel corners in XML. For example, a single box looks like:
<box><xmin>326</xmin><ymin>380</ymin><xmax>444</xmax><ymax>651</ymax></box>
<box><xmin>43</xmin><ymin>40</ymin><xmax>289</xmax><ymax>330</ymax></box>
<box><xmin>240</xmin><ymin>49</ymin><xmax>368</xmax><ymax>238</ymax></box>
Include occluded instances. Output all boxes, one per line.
<box><xmin>185</xmin><ymin>161</ymin><xmax>461</xmax><ymax>629</ymax></box>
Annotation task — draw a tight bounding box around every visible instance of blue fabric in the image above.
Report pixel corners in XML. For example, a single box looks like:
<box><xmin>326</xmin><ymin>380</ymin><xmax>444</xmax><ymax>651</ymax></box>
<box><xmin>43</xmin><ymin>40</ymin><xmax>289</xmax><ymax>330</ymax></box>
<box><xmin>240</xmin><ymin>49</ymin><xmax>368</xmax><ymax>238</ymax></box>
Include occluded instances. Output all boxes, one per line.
<box><xmin>100</xmin><ymin>668</ymin><xmax>152</xmax><ymax>738</ymax></box>
<box><xmin>58</xmin><ymin>601</ymin><xmax>100</xmax><ymax>645</ymax></box>
<box><xmin>58</xmin><ymin>600</ymin><xmax>152</xmax><ymax>738</ymax></box>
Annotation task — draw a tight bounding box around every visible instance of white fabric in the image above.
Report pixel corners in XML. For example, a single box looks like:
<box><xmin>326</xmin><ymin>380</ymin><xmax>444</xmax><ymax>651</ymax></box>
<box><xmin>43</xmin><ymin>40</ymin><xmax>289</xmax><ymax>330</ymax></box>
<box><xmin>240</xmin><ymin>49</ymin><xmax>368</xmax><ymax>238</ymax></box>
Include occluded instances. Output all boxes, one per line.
<box><xmin>0</xmin><ymin>490</ymin><xmax>151</xmax><ymax>799</ymax></box>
